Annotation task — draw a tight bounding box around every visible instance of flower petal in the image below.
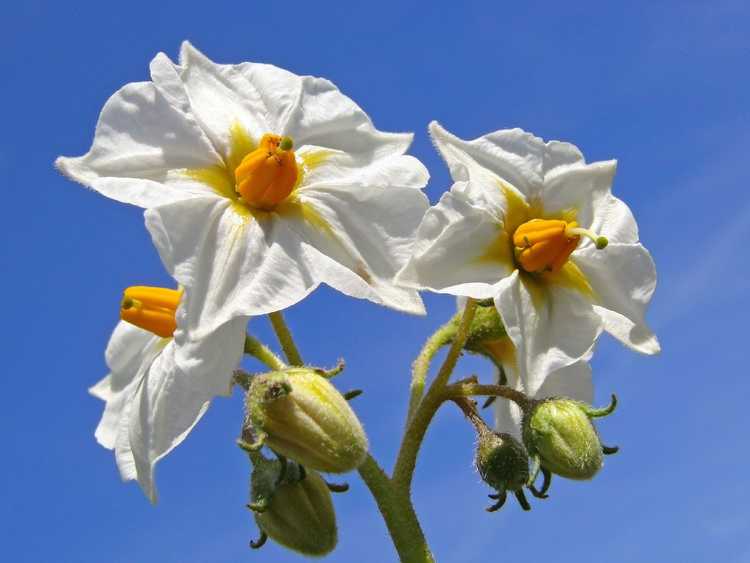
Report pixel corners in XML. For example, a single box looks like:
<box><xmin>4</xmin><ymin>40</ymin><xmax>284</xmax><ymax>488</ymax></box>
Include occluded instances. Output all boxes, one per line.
<box><xmin>286</xmin><ymin>179</ymin><xmax>429</xmax><ymax>314</ymax></box>
<box><xmin>588</xmin><ymin>193</ymin><xmax>640</xmax><ymax>245</ymax></box>
<box><xmin>429</xmin><ymin>121</ymin><xmax>545</xmax><ymax>201</ymax></box>
<box><xmin>145</xmin><ymin>197</ymin><xmax>318</xmax><ymax>338</ymax></box>
<box><xmin>55</xmin><ymin>78</ymin><xmax>221</xmax><ymax>208</ymax></box>
<box><xmin>104</xmin><ymin>322</ymin><xmax>161</xmax><ymax>389</ymax></box>
<box><xmin>166</xmin><ymin>41</ymin><xmax>297</xmax><ymax>155</ymax></box>
<box><xmin>396</xmin><ymin>187</ymin><xmax>511</xmax><ymax>299</ymax></box>
<box><xmin>127</xmin><ymin>316</ymin><xmax>246</xmax><ymax>503</ymax></box>
<box><xmin>574</xmin><ymin>243</ymin><xmax>660</xmax><ymax>354</ymax></box>
<box><xmin>542</xmin><ymin>159</ymin><xmax>617</xmax><ymax>232</ymax></box>
<box><xmin>92</xmin><ymin>323</ymin><xmax>162</xmax><ymax>449</ymax></box>
<box><xmin>298</xmin><ymin>147</ymin><xmax>428</xmax><ymax>191</ymax></box>
<box><xmin>285</xmin><ymin>77</ymin><xmax>413</xmax><ymax>158</ymax></box>
<box><xmin>494</xmin><ymin>271</ymin><xmax>601</xmax><ymax>393</ymax></box>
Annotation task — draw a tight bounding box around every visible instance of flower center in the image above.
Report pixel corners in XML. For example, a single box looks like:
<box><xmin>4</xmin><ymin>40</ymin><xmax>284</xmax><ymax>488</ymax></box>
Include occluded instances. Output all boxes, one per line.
<box><xmin>120</xmin><ymin>286</ymin><xmax>181</xmax><ymax>338</ymax></box>
<box><xmin>513</xmin><ymin>219</ymin><xmax>607</xmax><ymax>273</ymax></box>
<box><xmin>234</xmin><ymin>134</ymin><xmax>298</xmax><ymax>210</ymax></box>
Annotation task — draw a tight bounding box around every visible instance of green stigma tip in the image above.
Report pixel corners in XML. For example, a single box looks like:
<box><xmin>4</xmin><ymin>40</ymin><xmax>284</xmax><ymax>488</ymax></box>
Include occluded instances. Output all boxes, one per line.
<box><xmin>596</xmin><ymin>236</ymin><xmax>608</xmax><ymax>250</ymax></box>
<box><xmin>279</xmin><ymin>136</ymin><xmax>293</xmax><ymax>151</ymax></box>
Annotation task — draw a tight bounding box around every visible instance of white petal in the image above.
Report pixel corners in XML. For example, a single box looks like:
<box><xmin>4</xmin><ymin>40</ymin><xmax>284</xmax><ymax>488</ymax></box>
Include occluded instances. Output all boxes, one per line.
<box><xmin>534</xmin><ymin>359</ymin><xmax>594</xmax><ymax>403</ymax></box>
<box><xmin>173</xmin><ymin>42</ymin><xmax>418</xmax><ymax>162</ymax></box>
<box><xmin>541</xmin><ymin>140</ymin><xmax>585</xmax><ymax>173</ymax></box>
<box><xmin>287</xmin><ymin>180</ymin><xmax>429</xmax><ymax>314</ymax></box>
<box><xmin>104</xmin><ymin>322</ymin><xmax>161</xmax><ymax>388</ymax></box>
<box><xmin>114</xmin><ymin>391</ymin><xmax>138</xmax><ymax>482</ymax></box>
<box><xmin>127</xmin><ymin>317</ymin><xmax>245</xmax><ymax>503</ymax></box>
<box><xmin>299</xmin><ymin>147</ymin><xmax>428</xmax><ymax>191</ymax></box>
<box><xmin>170</xmin><ymin>41</ymin><xmax>292</xmax><ymax>153</ymax></box>
<box><xmin>92</xmin><ymin>323</ymin><xmax>162</xmax><ymax>449</ymax></box>
<box><xmin>494</xmin><ymin>271</ymin><xmax>601</xmax><ymax>394</ymax></box>
<box><xmin>588</xmin><ymin>193</ymin><xmax>640</xmax><ymax>245</ymax></box>
<box><xmin>145</xmin><ymin>197</ymin><xmax>318</xmax><ymax>338</ymax></box>
<box><xmin>541</xmin><ymin>159</ymin><xmax>617</xmax><ymax>233</ymax></box>
<box><xmin>92</xmin><ymin>375</ymin><xmax>139</xmax><ymax>451</ymax></box>
<box><xmin>429</xmin><ymin>121</ymin><xmax>545</xmax><ymax>201</ymax></box>
<box><xmin>574</xmin><ymin>243</ymin><xmax>660</xmax><ymax>354</ymax></box>
<box><xmin>285</xmin><ymin>76</ymin><xmax>413</xmax><ymax>158</ymax></box>
<box><xmin>397</xmin><ymin>188</ymin><xmax>511</xmax><ymax>299</ymax></box>
<box><xmin>55</xmin><ymin>78</ymin><xmax>221</xmax><ymax>208</ymax></box>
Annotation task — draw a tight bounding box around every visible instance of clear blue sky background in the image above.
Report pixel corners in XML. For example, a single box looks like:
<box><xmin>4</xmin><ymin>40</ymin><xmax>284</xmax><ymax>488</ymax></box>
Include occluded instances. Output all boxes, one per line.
<box><xmin>2</xmin><ymin>1</ymin><xmax>749</xmax><ymax>561</ymax></box>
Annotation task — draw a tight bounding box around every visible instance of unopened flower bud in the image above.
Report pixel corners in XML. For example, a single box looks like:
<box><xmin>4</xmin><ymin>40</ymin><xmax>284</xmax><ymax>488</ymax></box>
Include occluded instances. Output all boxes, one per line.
<box><xmin>246</xmin><ymin>368</ymin><xmax>368</xmax><ymax>473</ymax></box>
<box><xmin>522</xmin><ymin>397</ymin><xmax>616</xmax><ymax>480</ymax></box>
<box><xmin>249</xmin><ymin>459</ymin><xmax>337</xmax><ymax>556</ymax></box>
<box><xmin>450</xmin><ymin>301</ymin><xmax>510</xmax><ymax>370</ymax></box>
<box><xmin>475</xmin><ymin>429</ymin><xmax>529</xmax><ymax>493</ymax></box>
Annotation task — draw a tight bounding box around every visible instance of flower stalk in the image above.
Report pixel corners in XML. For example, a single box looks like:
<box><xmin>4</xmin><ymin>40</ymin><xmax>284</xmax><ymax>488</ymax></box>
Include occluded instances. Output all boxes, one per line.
<box><xmin>407</xmin><ymin>321</ymin><xmax>456</xmax><ymax>422</ymax></box>
<box><xmin>393</xmin><ymin>298</ymin><xmax>478</xmax><ymax>491</ymax></box>
<box><xmin>268</xmin><ymin>311</ymin><xmax>304</xmax><ymax>366</ymax></box>
<box><xmin>244</xmin><ymin>335</ymin><xmax>286</xmax><ymax>371</ymax></box>
<box><xmin>266</xmin><ymin>308</ymin><xmax>440</xmax><ymax>562</ymax></box>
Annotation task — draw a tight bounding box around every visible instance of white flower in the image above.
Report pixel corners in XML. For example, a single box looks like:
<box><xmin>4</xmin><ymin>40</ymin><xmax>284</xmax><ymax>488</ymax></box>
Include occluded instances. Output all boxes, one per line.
<box><xmin>399</xmin><ymin>122</ymin><xmax>659</xmax><ymax>391</ymax></box>
<box><xmin>90</xmin><ymin>287</ymin><xmax>247</xmax><ymax>502</ymax></box>
<box><xmin>57</xmin><ymin>41</ymin><xmax>429</xmax><ymax>339</ymax></box>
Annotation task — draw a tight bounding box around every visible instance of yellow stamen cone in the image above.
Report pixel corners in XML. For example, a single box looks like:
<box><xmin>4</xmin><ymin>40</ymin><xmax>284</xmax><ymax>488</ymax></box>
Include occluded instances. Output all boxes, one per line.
<box><xmin>235</xmin><ymin>134</ymin><xmax>298</xmax><ymax>210</ymax></box>
<box><xmin>120</xmin><ymin>286</ymin><xmax>181</xmax><ymax>338</ymax></box>
<box><xmin>513</xmin><ymin>219</ymin><xmax>606</xmax><ymax>273</ymax></box>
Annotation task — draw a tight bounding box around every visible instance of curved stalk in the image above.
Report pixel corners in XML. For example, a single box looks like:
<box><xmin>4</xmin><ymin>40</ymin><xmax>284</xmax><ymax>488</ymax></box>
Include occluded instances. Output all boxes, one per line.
<box><xmin>265</xmin><ymin>314</ymin><xmax>434</xmax><ymax>560</ymax></box>
<box><xmin>406</xmin><ymin>320</ymin><xmax>456</xmax><ymax>422</ymax></box>
<box><xmin>444</xmin><ymin>382</ymin><xmax>530</xmax><ymax>411</ymax></box>
<box><xmin>392</xmin><ymin>299</ymin><xmax>478</xmax><ymax>491</ymax></box>
<box><xmin>244</xmin><ymin>335</ymin><xmax>286</xmax><ymax>371</ymax></box>
<box><xmin>268</xmin><ymin>311</ymin><xmax>304</xmax><ymax>366</ymax></box>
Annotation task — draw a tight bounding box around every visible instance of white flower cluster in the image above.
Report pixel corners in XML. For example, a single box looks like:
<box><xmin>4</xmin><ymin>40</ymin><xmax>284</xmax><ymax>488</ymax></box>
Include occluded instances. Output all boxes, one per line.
<box><xmin>57</xmin><ymin>42</ymin><xmax>657</xmax><ymax>502</ymax></box>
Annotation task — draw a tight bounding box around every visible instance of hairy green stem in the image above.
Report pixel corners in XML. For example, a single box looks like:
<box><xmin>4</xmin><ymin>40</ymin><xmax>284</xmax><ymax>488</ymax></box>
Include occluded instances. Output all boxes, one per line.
<box><xmin>268</xmin><ymin>311</ymin><xmax>304</xmax><ymax>366</ymax></box>
<box><xmin>263</xmin><ymin>307</ymin><xmax>457</xmax><ymax>561</ymax></box>
<box><xmin>243</xmin><ymin>335</ymin><xmax>286</xmax><ymax>371</ymax></box>
<box><xmin>444</xmin><ymin>382</ymin><xmax>530</xmax><ymax>411</ymax></box>
<box><xmin>393</xmin><ymin>299</ymin><xmax>478</xmax><ymax>491</ymax></box>
<box><xmin>406</xmin><ymin>321</ymin><xmax>456</xmax><ymax>423</ymax></box>
<box><xmin>357</xmin><ymin>455</ymin><xmax>435</xmax><ymax>563</ymax></box>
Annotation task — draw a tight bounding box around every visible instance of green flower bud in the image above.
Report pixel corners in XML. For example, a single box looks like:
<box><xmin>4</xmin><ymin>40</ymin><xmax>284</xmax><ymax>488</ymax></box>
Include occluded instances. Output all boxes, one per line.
<box><xmin>452</xmin><ymin>303</ymin><xmax>511</xmax><ymax>372</ymax></box>
<box><xmin>250</xmin><ymin>459</ymin><xmax>337</xmax><ymax>556</ymax></box>
<box><xmin>522</xmin><ymin>398</ymin><xmax>606</xmax><ymax>480</ymax></box>
<box><xmin>247</xmin><ymin>368</ymin><xmax>368</xmax><ymax>473</ymax></box>
<box><xmin>475</xmin><ymin>430</ymin><xmax>529</xmax><ymax>493</ymax></box>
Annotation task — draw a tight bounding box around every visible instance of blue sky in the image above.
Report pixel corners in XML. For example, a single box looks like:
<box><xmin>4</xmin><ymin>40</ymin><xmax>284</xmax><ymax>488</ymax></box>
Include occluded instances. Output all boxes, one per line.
<box><xmin>2</xmin><ymin>1</ymin><xmax>749</xmax><ymax>561</ymax></box>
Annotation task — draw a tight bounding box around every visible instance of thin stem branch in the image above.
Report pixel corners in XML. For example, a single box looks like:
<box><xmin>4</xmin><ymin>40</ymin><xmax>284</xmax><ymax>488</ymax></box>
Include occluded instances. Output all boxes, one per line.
<box><xmin>243</xmin><ymin>335</ymin><xmax>286</xmax><ymax>371</ymax></box>
<box><xmin>450</xmin><ymin>395</ymin><xmax>490</xmax><ymax>433</ymax></box>
<box><xmin>392</xmin><ymin>298</ymin><xmax>478</xmax><ymax>491</ymax></box>
<box><xmin>444</xmin><ymin>382</ymin><xmax>531</xmax><ymax>411</ymax></box>
<box><xmin>357</xmin><ymin>455</ymin><xmax>435</xmax><ymax>563</ymax></box>
<box><xmin>268</xmin><ymin>311</ymin><xmax>304</xmax><ymax>366</ymax></box>
<box><xmin>406</xmin><ymin>320</ymin><xmax>456</xmax><ymax>422</ymax></box>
